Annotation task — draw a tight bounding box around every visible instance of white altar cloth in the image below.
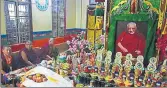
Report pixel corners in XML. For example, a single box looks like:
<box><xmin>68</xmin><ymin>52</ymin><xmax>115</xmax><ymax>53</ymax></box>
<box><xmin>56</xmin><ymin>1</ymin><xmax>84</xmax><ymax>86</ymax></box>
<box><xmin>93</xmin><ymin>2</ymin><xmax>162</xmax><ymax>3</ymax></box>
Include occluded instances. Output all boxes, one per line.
<box><xmin>22</xmin><ymin>66</ymin><xmax>73</xmax><ymax>87</ymax></box>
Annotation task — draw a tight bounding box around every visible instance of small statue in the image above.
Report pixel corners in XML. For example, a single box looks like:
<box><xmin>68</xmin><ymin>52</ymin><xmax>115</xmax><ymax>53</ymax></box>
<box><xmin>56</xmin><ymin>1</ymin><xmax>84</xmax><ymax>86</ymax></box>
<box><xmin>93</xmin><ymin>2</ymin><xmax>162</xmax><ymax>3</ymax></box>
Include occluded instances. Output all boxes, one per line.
<box><xmin>134</xmin><ymin>62</ymin><xmax>144</xmax><ymax>80</ymax></box>
<box><xmin>144</xmin><ymin>63</ymin><xmax>156</xmax><ymax>86</ymax></box>
<box><xmin>90</xmin><ymin>50</ymin><xmax>96</xmax><ymax>66</ymax></box>
<box><xmin>137</xmin><ymin>55</ymin><xmax>144</xmax><ymax>63</ymax></box>
<box><xmin>105</xmin><ymin>51</ymin><xmax>112</xmax><ymax>75</ymax></box>
<box><xmin>112</xmin><ymin>63</ymin><xmax>122</xmax><ymax>79</ymax></box>
<box><xmin>149</xmin><ymin>57</ymin><xmax>157</xmax><ymax>65</ymax></box>
<box><xmin>126</xmin><ymin>53</ymin><xmax>133</xmax><ymax>60</ymax></box>
<box><xmin>135</xmin><ymin>76</ymin><xmax>144</xmax><ymax>87</ymax></box>
<box><xmin>119</xmin><ymin>66</ymin><xmax>124</xmax><ymax>79</ymax></box>
<box><xmin>96</xmin><ymin>49</ymin><xmax>103</xmax><ymax>73</ymax></box>
<box><xmin>160</xmin><ymin>59</ymin><xmax>167</xmax><ymax>74</ymax></box>
<box><xmin>72</xmin><ymin>54</ymin><xmax>78</xmax><ymax>71</ymax></box>
<box><xmin>114</xmin><ymin>52</ymin><xmax>122</xmax><ymax>64</ymax></box>
<box><xmin>151</xmin><ymin>72</ymin><xmax>162</xmax><ymax>87</ymax></box>
<box><xmin>116</xmin><ymin>52</ymin><xmax>123</xmax><ymax>58</ymax></box>
<box><xmin>124</xmin><ymin>59</ymin><xmax>133</xmax><ymax>78</ymax></box>
<box><xmin>112</xmin><ymin>52</ymin><xmax>123</xmax><ymax>79</ymax></box>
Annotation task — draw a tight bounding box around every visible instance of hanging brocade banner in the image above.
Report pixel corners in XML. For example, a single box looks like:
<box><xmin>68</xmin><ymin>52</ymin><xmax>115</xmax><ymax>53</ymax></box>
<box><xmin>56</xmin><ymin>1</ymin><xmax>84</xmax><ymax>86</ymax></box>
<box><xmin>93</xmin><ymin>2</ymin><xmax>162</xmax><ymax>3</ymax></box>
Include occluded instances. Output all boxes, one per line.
<box><xmin>88</xmin><ymin>14</ymin><xmax>95</xmax><ymax>29</ymax></box>
<box><xmin>95</xmin><ymin>7</ymin><xmax>104</xmax><ymax>16</ymax></box>
<box><xmin>158</xmin><ymin>0</ymin><xmax>167</xmax><ymax>30</ymax></box>
<box><xmin>95</xmin><ymin>16</ymin><xmax>103</xmax><ymax>44</ymax></box>
<box><xmin>95</xmin><ymin>16</ymin><xmax>103</xmax><ymax>29</ymax></box>
<box><xmin>162</xmin><ymin>18</ymin><xmax>167</xmax><ymax>34</ymax></box>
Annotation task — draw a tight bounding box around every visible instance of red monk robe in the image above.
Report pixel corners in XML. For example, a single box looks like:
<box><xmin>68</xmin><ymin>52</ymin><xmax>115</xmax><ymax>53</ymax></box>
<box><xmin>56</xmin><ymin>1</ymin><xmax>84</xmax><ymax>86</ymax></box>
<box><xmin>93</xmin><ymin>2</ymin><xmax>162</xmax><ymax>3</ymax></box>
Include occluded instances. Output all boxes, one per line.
<box><xmin>116</xmin><ymin>31</ymin><xmax>146</xmax><ymax>57</ymax></box>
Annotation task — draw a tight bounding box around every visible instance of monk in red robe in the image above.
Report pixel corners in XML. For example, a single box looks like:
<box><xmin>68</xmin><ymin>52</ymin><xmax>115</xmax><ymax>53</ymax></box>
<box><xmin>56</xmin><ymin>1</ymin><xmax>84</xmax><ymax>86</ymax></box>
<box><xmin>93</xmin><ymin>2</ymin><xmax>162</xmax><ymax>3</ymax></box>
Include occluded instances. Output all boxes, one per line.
<box><xmin>116</xmin><ymin>22</ymin><xmax>146</xmax><ymax>57</ymax></box>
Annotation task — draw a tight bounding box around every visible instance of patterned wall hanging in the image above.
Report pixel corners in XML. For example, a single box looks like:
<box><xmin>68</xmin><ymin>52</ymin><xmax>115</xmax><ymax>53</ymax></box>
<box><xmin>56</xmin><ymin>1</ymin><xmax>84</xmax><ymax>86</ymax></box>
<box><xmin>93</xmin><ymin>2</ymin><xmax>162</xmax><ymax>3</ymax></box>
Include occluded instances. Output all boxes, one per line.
<box><xmin>35</xmin><ymin>0</ymin><xmax>49</xmax><ymax>11</ymax></box>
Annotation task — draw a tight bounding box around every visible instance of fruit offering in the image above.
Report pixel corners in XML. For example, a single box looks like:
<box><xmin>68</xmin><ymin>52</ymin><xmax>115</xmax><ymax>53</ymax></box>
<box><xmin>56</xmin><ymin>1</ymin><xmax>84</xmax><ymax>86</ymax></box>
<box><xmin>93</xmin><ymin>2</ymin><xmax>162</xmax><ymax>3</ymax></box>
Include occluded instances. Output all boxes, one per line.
<box><xmin>27</xmin><ymin>73</ymin><xmax>48</xmax><ymax>83</ymax></box>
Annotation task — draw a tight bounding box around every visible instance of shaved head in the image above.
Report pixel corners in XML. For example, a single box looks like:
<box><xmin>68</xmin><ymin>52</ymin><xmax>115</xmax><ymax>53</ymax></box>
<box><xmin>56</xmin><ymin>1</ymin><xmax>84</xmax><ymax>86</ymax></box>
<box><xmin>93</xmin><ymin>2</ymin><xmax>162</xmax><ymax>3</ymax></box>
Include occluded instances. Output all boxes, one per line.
<box><xmin>2</xmin><ymin>45</ymin><xmax>11</xmax><ymax>55</ymax></box>
<box><xmin>127</xmin><ymin>22</ymin><xmax>137</xmax><ymax>34</ymax></box>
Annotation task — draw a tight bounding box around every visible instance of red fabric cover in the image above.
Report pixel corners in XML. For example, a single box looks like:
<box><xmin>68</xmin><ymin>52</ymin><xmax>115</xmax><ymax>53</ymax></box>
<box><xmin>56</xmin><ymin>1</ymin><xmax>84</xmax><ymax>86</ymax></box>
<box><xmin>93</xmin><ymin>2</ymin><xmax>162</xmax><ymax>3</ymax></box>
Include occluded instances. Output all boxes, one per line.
<box><xmin>10</xmin><ymin>44</ymin><xmax>25</xmax><ymax>52</ymax></box>
<box><xmin>69</xmin><ymin>34</ymin><xmax>77</xmax><ymax>40</ymax></box>
<box><xmin>54</xmin><ymin>37</ymin><xmax>65</xmax><ymax>44</ymax></box>
<box><xmin>33</xmin><ymin>38</ymin><xmax>49</xmax><ymax>47</ymax></box>
<box><xmin>64</xmin><ymin>35</ymin><xmax>71</xmax><ymax>41</ymax></box>
<box><xmin>5</xmin><ymin>34</ymin><xmax>78</xmax><ymax>52</ymax></box>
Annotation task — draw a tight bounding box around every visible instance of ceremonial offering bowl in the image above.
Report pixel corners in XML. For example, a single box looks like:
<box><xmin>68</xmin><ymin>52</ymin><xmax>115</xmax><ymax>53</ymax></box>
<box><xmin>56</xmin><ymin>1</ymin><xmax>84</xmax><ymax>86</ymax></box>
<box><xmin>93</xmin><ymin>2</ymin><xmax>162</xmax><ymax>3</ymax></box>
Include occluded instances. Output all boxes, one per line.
<box><xmin>27</xmin><ymin>73</ymin><xmax>48</xmax><ymax>83</ymax></box>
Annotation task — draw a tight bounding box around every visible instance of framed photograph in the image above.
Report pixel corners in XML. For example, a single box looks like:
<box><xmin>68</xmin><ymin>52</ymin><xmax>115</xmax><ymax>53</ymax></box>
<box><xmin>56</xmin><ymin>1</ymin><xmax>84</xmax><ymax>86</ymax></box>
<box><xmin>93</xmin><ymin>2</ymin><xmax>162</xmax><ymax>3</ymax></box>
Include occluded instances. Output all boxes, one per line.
<box><xmin>115</xmin><ymin>21</ymin><xmax>148</xmax><ymax>57</ymax></box>
<box><xmin>107</xmin><ymin>14</ymin><xmax>157</xmax><ymax>66</ymax></box>
<box><xmin>89</xmin><ymin>0</ymin><xmax>97</xmax><ymax>5</ymax></box>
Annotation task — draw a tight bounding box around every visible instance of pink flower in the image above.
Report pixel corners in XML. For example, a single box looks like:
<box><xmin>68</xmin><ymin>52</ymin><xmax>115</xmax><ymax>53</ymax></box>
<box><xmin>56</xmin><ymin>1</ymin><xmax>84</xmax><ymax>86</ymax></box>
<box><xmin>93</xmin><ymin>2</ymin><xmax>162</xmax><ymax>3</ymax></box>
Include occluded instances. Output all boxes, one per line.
<box><xmin>73</xmin><ymin>45</ymin><xmax>77</xmax><ymax>48</ymax></box>
<box><xmin>69</xmin><ymin>45</ymin><xmax>72</xmax><ymax>48</ymax></box>
<box><xmin>100</xmin><ymin>35</ymin><xmax>105</xmax><ymax>43</ymax></box>
<box><xmin>80</xmin><ymin>31</ymin><xmax>85</xmax><ymax>35</ymax></box>
<box><xmin>68</xmin><ymin>48</ymin><xmax>73</xmax><ymax>51</ymax></box>
<box><xmin>66</xmin><ymin>40</ymin><xmax>71</xmax><ymax>45</ymax></box>
<box><xmin>73</xmin><ymin>48</ymin><xmax>77</xmax><ymax>52</ymax></box>
<box><xmin>85</xmin><ymin>40</ymin><xmax>89</xmax><ymax>45</ymax></box>
<box><xmin>74</xmin><ymin>40</ymin><xmax>78</xmax><ymax>45</ymax></box>
<box><xmin>80</xmin><ymin>44</ymin><xmax>84</xmax><ymax>49</ymax></box>
<box><xmin>72</xmin><ymin>38</ymin><xmax>75</xmax><ymax>42</ymax></box>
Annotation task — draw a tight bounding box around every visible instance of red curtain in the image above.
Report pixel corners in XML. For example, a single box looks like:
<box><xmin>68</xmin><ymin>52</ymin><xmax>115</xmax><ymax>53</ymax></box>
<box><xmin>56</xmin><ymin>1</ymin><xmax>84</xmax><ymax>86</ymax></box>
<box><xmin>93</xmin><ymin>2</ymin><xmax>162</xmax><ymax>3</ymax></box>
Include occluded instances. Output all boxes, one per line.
<box><xmin>95</xmin><ymin>0</ymin><xmax>105</xmax><ymax>2</ymax></box>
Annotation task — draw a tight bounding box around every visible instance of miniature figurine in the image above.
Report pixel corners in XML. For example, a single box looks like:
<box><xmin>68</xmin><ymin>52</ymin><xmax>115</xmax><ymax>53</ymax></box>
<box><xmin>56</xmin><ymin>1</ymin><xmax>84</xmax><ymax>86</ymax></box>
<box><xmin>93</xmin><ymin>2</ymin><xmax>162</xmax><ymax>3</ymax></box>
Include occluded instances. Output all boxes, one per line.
<box><xmin>90</xmin><ymin>50</ymin><xmax>96</xmax><ymax>66</ymax></box>
<box><xmin>134</xmin><ymin>62</ymin><xmax>144</xmax><ymax>80</ymax></box>
<box><xmin>105</xmin><ymin>51</ymin><xmax>112</xmax><ymax>75</ymax></box>
<box><xmin>137</xmin><ymin>55</ymin><xmax>144</xmax><ymax>63</ymax></box>
<box><xmin>149</xmin><ymin>57</ymin><xmax>157</xmax><ymax>65</ymax></box>
<box><xmin>160</xmin><ymin>59</ymin><xmax>167</xmax><ymax>74</ymax></box>
<box><xmin>96</xmin><ymin>49</ymin><xmax>103</xmax><ymax>73</ymax></box>
<box><xmin>124</xmin><ymin>59</ymin><xmax>132</xmax><ymax>78</ymax></box>
<box><xmin>72</xmin><ymin>54</ymin><xmax>78</xmax><ymax>71</ymax></box>
<box><xmin>144</xmin><ymin>62</ymin><xmax>157</xmax><ymax>86</ymax></box>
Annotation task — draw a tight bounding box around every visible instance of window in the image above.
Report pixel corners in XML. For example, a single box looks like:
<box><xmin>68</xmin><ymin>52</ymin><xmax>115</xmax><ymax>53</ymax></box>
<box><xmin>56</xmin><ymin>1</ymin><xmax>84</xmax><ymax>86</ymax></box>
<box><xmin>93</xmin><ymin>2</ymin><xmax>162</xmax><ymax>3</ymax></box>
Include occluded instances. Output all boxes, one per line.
<box><xmin>52</xmin><ymin>0</ymin><xmax>66</xmax><ymax>37</ymax></box>
<box><xmin>4</xmin><ymin>0</ymin><xmax>32</xmax><ymax>44</ymax></box>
